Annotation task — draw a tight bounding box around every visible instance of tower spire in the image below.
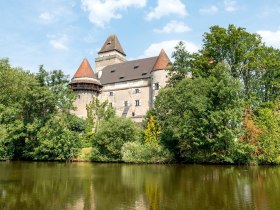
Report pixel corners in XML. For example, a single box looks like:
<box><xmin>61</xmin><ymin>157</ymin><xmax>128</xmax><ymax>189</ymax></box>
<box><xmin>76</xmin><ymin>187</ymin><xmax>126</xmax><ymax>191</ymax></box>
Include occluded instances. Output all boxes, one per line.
<box><xmin>98</xmin><ymin>34</ymin><xmax>126</xmax><ymax>56</ymax></box>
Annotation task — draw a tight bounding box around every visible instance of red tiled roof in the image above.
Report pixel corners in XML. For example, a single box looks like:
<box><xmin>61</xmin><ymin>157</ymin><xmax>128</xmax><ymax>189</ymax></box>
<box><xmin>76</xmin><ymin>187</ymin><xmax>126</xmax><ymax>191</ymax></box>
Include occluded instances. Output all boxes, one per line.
<box><xmin>153</xmin><ymin>49</ymin><xmax>171</xmax><ymax>71</ymax></box>
<box><xmin>73</xmin><ymin>58</ymin><xmax>96</xmax><ymax>79</ymax></box>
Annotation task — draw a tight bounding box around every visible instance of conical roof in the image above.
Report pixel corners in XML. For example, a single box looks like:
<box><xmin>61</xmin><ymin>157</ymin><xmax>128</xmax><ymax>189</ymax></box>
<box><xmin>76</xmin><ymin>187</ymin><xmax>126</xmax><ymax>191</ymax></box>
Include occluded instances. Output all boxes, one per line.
<box><xmin>153</xmin><ymin>49</ymin><xmax>171</xmax><ymax>71</ymax></box>
<box><xmin>98</xmin><ymin>34</ymin><xmax>126</xmax><ymax>56</ymax></box>
<box><xmin>73</xmin><ymin>58</ymin><xmax>96</xmax><ymax>79</ymax></box>
<box><xmin>71</xmin><ymin>58</ymin><xmax>101</xmax><ymax>86</ymax></box>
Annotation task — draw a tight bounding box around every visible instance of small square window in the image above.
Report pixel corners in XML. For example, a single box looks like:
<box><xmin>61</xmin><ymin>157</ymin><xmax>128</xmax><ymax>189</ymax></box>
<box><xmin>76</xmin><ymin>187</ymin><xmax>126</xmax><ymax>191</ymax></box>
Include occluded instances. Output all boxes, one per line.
<box><xmin>109</xmin><ymin>92</ymin><xmax>114</xmax><ymax>96</ymax></box>
<box><xmin>132</xmin><ymin>112</ymin><xmax>135</xmax><ymax>116</ymax></box>
<box><xmin>124</xmin><ymin>101</ymin><xmax>129</xmax><ymax>107</ymax></box>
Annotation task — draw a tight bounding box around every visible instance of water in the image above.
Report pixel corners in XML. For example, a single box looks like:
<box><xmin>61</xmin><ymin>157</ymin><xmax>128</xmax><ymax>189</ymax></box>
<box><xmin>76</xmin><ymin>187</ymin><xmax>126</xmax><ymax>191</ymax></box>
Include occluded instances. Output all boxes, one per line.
<box><xmin>0</xmin><ymin>162</ymin><xmax>279</xmax><ymax>210</ymax></box>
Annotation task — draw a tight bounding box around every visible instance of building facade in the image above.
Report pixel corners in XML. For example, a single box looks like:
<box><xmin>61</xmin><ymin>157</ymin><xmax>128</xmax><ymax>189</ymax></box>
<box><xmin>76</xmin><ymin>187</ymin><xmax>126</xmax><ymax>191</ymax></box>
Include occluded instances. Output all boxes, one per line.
<box><xmin>70</xmin><ymin>34</ymin><xmax>171</xmax><ymax>122</ymax></box>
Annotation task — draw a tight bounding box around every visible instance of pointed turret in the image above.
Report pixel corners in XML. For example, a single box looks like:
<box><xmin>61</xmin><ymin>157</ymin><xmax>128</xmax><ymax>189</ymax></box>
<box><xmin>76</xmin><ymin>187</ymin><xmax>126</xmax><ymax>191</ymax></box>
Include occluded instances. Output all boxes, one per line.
<box><xmin>152</xmin><ymin>49</ymin><xmax>171</xmax><ymax>71</ymax></box>
<box><xmin>73</xmin><ymin>58</ymin><xmax>96</xmax><ymax>79</ymax></box>
<box><xmin>98</xmin><ymin>34</ymin><xmax>126</xmax><ymax>56</ymax></box>
<box><xmin>70</xmin><ymin>58</ymin><xmax>102</xmax><ymax>91</ymax></box>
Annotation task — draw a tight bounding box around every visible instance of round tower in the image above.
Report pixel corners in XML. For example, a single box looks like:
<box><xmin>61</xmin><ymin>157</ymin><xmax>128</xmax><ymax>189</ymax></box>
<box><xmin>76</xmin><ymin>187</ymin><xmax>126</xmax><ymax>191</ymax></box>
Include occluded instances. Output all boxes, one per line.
<box><xmin>151</xmin><ymin>49</ymin><xmax>171</xmax><ymax>106</ymax></box>
<box><xmin>70</xmin><ymin>58</ymin><xmax>102</xmax><ymax>118</ymax></box>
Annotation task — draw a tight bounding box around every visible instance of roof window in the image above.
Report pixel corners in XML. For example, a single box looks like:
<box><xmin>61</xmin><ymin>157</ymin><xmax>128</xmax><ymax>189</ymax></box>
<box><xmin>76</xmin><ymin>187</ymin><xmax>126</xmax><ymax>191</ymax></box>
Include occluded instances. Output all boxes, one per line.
<box><xmin>142</xmin><ymin>73</ymin><xmax>147</xmax><ymax>76</ymax></box>
<box><xmin>134</xmin><ymin>65</ymin><xmax>139</xmax><ymax>69</ymax></box>
<box><xmin>119</xmin><ymin>76</ymin><xmax>125</xmax><ymax>79</ymax></box>
<box><xmin>110</xmin><ymin>70</ymin><xmax>115</xmax><ymax>73</ymax></box>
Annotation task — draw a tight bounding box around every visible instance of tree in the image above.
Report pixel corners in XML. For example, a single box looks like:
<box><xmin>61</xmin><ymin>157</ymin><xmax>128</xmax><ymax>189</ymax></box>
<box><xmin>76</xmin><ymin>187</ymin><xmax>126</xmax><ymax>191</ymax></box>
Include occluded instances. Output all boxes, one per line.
<box><xmin>86</xmin><ymin>97</ymin><xmax>115</xmax><ymax>133</ymax></box>
<box><xmin>144</xmin><ymin>116</ymin><xmax>160</xmax><ymax>145</ymax></box>
<box><xmin>92</xmin><ymin>117</ymin><xmax>140</xmax><ymax>161</ymax></box>
<box><xmin>168</xmin><ymin>41</ymin><xmax>193</xmax><ymax>87</ymax></box>
<box><xmin>0</xmin><ymin>59</ymin><xmax>80</xmax><ymax>160</ymax></box>
<box><xmin>33</xmin><ymin>114</ymin><xmax>81</xmax><ymax>161</ymax></box>
<box><xmin>155</xmin><ymin>63</ymin><xmax>244</xmax><ymax>163</ymax></box>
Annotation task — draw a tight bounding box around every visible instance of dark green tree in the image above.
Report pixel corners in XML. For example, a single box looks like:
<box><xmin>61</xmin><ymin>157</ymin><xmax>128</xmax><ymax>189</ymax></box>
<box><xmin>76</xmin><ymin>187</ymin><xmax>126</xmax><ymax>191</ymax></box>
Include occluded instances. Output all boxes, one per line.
<box><xmin>92</xmin><ymin>117</ymin><xmax>140</xmax><ymax>161</ymax></box>
<box><xmin>155</xmin><ymin>63</ymin><xmax>244</xmax><ymax>163</ymax></box>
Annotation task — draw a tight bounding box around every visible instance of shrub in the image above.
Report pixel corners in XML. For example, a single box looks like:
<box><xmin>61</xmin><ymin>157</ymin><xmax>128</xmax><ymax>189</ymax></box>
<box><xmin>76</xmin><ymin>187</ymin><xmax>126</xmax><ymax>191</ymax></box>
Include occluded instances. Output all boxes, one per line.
<box><xmin>92</xmin><ymin>117</ymin><xmax>140</xmax><ymax>162</ymax></box>
<box><xmin>121</xmin><ymin>141</ymin><xmax>172</xmax><ymax>163</ymax></box>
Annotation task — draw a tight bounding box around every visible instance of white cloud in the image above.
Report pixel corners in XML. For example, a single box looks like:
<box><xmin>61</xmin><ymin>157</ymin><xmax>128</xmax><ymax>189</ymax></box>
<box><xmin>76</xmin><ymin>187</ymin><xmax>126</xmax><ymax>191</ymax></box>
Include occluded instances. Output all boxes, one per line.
<box><xmin>154</xmin><ymin>21</ymin><xmax>191</xmax><ymax>34</ymax></box>
<box><xmin>146</xmin><ymin>0</ymin><xmax>187</xmax><ymax>20</ymax></box>
<box><xmin>38</xmin><ymin>6</ymin><xmax>75</xmax><ymax>24</ymax></box>
<box><xmin>224</xmin><ymin>0</ymin><xmax>238</xmax><ymax>12</ymax></box>
<box><xmin>49</xmin><ymin>35</ymin><xmax>69</xmax><ymax>50</ymax></box>
<box><xmin>39</xmin><ymin>12</ymin><xmax>54</xmax><ymax>23</ymax></box>
<box><xmin>199</xmin><ymin>5</ymin><xmax>219</xmax><ymax>15</ymax></box>
<box><xmin>81</xmin><ymin>0</ymin><xmax>147</xmax><ymax>27</ymax></box>
<box><xmin>140</xmin><ymin>40</ymin><xmax>199</xmax><ymax>59</ymax></box>
<box><xmin>257</xmin><ymin>30</ymin><xmax>280</xmax><ymax>49</ymax></box>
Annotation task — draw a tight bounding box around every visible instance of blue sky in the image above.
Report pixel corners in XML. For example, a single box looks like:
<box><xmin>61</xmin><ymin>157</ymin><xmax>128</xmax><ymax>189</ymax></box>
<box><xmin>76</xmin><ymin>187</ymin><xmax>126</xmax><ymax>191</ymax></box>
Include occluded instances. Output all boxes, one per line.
<box><xmin>0</xmin><ymin>0</ymin><xmax>279</xmax><ymax>77</ymax></box>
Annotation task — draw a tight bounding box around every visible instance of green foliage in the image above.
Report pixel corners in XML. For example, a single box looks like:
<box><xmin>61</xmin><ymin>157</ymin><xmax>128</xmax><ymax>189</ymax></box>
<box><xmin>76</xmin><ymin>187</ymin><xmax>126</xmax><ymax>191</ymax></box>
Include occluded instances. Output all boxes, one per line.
<box><xmin>91</xmin><ymin>117</ymin><xmax>140</xmax><ymax>162</ymax></box>
<box><xmin>254</xmin><ymin>102</ymin><xmax>280</xmax><ymax>164</ymax></box>
<box><xmin>121</xmin><ymin>141</ymin><xmax>172</xmax><ymax>163</ymax></box>
<box><xmin>86</xmin><ymin>97</ymin><xmax>116</xmax><ymax>133</ymax></box>
<box><xmin>144</xmin><ymin>116</ymin><xmax>160</xmax><ymax>145</ymax></box>
<box><xmin>34</xmin><ymin>114</ymin><xmax>81</xmax><ymax>160</ymax></box>
<box><xmin>155</xmin><ymin>63</ymin><xmax>244</xmax><ymax>163</ymax></box>
<box><xmin>0</xmin><ymin>58</ymin><xmax>80</xmax><ymax>160</ymax></box>
<box><xmin>168</xmin><ymin>41</ymin><xmax>193</xmax><ymax>87</ymax></box>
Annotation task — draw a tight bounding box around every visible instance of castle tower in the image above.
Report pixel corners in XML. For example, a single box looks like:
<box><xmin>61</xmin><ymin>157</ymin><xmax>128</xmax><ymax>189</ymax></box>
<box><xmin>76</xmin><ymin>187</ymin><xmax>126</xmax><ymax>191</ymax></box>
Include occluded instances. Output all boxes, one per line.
<box><xmin>151</xmin><ymin>49</ymin><xmax>171</xmax><ymax>106</ymax></box>
<box><xmin>70</xmin><ymin>58</ymin><xmax>102</xmax><ymax>118</ymax></box>
<box><xmin>95</xmin><ymin>34</ymin><xmax>127</xmax><ymax>72</ymax></box>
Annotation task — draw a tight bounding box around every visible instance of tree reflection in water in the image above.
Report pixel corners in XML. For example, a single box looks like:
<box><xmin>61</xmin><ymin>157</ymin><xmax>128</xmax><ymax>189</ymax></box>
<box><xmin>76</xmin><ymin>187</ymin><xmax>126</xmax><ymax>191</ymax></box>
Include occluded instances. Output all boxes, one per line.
<box><xmin>0</xmin><ymin>162</ymin><xmax>279</xmax><ymax>210</ymax></box>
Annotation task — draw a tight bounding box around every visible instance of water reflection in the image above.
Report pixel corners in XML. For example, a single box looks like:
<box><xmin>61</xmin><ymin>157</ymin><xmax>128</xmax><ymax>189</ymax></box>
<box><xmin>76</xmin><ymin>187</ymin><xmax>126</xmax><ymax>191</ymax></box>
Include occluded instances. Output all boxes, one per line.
<box><xmin>0</xmin><ymin>162</ymin><xmax>279</xmax><ymax>210</ymax></box>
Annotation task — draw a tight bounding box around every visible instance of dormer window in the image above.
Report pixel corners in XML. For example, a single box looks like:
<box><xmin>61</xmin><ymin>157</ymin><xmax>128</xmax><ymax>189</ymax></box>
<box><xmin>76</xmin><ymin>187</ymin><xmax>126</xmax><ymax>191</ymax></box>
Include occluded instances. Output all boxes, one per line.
<box><xmin>135</xmin><ymin>88</ymin><xmax>141</xmax><ymax>94</ymax></box>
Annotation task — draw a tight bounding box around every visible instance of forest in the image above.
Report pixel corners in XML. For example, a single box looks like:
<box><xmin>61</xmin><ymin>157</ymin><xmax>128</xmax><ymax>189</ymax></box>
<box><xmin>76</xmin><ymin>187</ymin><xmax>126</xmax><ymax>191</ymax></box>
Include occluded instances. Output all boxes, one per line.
<box><xmin>0</xmin><ymin>25</ymin><xmax>279</xmax><ymax>164</ymax></box>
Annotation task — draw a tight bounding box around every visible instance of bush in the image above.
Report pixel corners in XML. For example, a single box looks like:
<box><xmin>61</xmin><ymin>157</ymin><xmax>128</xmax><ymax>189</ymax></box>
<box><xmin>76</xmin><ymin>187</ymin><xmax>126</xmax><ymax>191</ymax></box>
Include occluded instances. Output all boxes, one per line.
<box><xmin>33</xmin><ymin>115</ymin><xmax>81</xmax><ymax>161</ymax></box>
<box><xmin>92</xmin><ymin>117</ymin><xmax>140</xmax><ymax>162</ymax></box>
<box><xmin>121</xmin><ymin>141</ymin><xmax>172</xmax><ymax>163</ymax></box>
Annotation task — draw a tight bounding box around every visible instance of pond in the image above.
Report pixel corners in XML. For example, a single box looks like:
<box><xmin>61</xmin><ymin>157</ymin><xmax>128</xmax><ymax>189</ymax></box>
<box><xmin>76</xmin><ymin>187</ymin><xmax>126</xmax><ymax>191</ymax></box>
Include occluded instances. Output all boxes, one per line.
<box><xmin>0</xmin><ymin>162</ymin><xmax>279</xmax><ymax>210</ymax></box>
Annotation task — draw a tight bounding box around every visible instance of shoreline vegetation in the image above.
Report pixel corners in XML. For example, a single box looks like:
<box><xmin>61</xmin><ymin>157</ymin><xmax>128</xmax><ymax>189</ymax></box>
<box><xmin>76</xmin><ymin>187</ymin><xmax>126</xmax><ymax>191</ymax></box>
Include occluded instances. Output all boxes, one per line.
<box><xmin>0</xmin><ymin>25</ymin><xmax>279</xmax><ymax>165</ymax></box>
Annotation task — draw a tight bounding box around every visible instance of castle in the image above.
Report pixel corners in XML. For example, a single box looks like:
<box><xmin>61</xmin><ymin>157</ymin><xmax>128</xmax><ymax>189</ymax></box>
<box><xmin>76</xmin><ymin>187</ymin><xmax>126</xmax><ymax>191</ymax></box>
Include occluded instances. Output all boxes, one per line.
<box><xmin>70</xmin><ymin>34</ymin><xmax>171</xmax><ymax>122</ymax></box>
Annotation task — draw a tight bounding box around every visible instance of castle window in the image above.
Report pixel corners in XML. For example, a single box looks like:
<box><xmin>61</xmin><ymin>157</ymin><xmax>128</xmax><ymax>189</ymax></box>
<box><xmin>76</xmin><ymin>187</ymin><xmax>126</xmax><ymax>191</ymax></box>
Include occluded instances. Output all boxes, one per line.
<box><xmin>135</xmin><ymin>100</ymin><xmax>141</xmax><ymax>106</ymax></box>
<box><xmin>124</xmin><ymin>101</ymin><xmax>129</xmax><ymax>107</ymax></box>
<box><xmin>132</xmin><ymin>112</ymin><xmax>135</xmax><ymax>116</ymax></box>
<box><xmin>135</xmin><ymin>88</ymin><xmax>141</xmax><ymax>94</ymax></box>
<box><xmin>153</xmin><ymin>83</ymin><xmax>160</xmax><ymax>90</ymax></box>
<box><xmin>109</xmin><ymin>92</ymin><xmax>114</xmax><ymax>96</ymax></box>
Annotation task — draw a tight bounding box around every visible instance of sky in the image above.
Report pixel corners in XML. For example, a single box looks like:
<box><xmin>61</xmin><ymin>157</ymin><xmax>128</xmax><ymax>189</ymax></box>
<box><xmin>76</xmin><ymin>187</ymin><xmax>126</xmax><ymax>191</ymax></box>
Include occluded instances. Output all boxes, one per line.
<box><xmin>0</xmin><ymin>0</ymin><xmax>279</xmax><ymax>77</ymax></box>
